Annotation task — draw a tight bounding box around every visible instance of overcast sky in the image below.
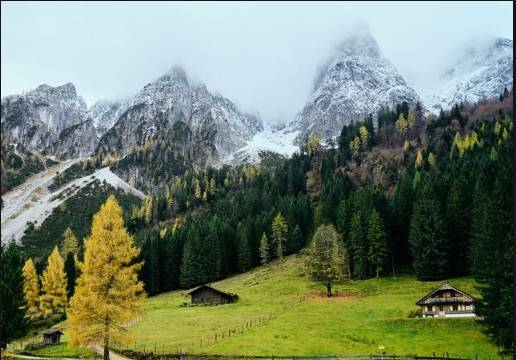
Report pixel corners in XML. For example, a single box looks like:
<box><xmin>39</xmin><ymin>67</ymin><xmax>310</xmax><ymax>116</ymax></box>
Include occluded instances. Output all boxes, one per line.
<box><xmin>1</xmin><ymin>1</ymin><xmax>513</xmax><ymax>124</ymax></box>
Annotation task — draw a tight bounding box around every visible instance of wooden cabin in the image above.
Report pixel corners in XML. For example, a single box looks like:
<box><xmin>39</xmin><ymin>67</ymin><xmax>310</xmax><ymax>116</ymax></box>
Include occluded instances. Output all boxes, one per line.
<box><xmin>187</xmin><ymin>284</ymin><xmax>238</xmax><ymax>305</ymax></box>
<box><xmin>42</xmin><ymin>329</ymin><xmax>63</xmax><ymax>345</ymax></box>
<box><xmin>416</xmin><ymin>283</ymin><xmax>477</xmax><ymax>318</ymax></box>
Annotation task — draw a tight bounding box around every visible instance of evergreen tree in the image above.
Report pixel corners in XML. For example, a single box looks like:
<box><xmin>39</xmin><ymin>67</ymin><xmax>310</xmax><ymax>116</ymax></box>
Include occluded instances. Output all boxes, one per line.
<box><xmin>0</xmin><ymin>241</ymin><xmax>27</xmax><ymax>347</ymax></box>
<box><xmin>64</xmin><ymin>252</ymin><xmax>78</xmax><ymax>299</ymax></box>
<box><xmin>61</xmin><ymin>227</ymin><xmax>79</xmax><ymax>258</ymax></box>
<box><xmin>40</xmin><ymin>246</ymin><xmax>68</xmax><ymax>317</ymax></box>
<box><xmin>367</xmin><ymin>210</ymin><xmax>387</xmax><ymax>278</ymax></box>
<box><xmin>445</xmin><ymin>176</ymin><xmax>471</xmax><ymax>276</ymax></box>
<box><xmin>289</xmin><ymin>224</ymin><xmax>303</xmax><ymax>253</ymax></box>
<box><xmin>305</xmin><ymin>224</ymin><xmax>348</xmax><ymax>296</ymax></box>
<box><xmin>179</xmin><ymin>238</ymin><xmax>198</xmax><ymax>289</ymax></box>
<box><xmin>408</xmin><ymin>187</ymin><xmax>448</xmax><ymax>280</ymax></box>
<box><xmin>236</xmin><ymin>222</ymin><xmax>252</xmax><ymax>272</ymax></box>
<box><xmin>22</xmin><ymin>258</ymin><xmax>41</xmax><ymax>320</ymax></box>
<box><xmin>68</xmin><ymin>196</ymin><xmax>146</xmax><ymax>360</ymax></box>
<box><xmin>272</xmin><ymin>212</ymin><xmax>288</xmax><ymax>260</ymax></box>
<box><xmin>348</xmin><ymin>212</ymin><xmax>367</xmax><ymax>279</ymax></box>
<box><xmin>259</xmin><ymin>232</ymin><xmax>269</xmax><ymax>265</ymax></box>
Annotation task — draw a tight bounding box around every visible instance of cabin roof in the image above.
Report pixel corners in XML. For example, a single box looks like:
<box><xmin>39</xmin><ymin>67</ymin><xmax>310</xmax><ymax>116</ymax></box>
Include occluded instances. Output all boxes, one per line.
<box><xmin>187</xmin><ymin>284</ymin><xmax>235</xmax><ymax>297</ymax></box>
<box><xmin>42</xmin><ymin>329</ymin><xmax>64</xmax><ymax>336</ymax></box>
<box><xmin>415</xmin><ymin>283</ymin><xmax>477</xmax><ymax>306</ymax></box>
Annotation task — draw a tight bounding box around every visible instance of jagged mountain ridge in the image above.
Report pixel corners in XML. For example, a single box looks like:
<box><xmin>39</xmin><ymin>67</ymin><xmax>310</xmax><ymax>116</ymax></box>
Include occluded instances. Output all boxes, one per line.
<box><xmin>97</xmin><ymin>67</ymin><xmax>263</xmax><ymax>160</ymax></box>
<box><xmin>1</xmin><ymin>67</ymin><xmax>263</xmax><ymax>166</ymax></box>
<box><xmin>290</xmin><ymin>31</ymin><xmax>421</xmax><ymax>144</ymax></box>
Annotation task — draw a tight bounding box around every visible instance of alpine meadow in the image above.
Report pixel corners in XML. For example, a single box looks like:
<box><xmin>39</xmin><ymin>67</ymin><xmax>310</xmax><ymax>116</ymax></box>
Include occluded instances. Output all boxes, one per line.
<box><xmin>0</xmin><ymin>2</ymin><xmax>513</xmax><ymax>360</ymax></box>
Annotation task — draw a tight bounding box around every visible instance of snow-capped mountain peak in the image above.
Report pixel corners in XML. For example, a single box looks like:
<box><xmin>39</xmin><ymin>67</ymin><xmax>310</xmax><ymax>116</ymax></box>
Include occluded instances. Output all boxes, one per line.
<box><xmin>424</xmin><ymin>37</ymin><xmax>513</xmax><ymax>112</ymax></box>
<box><xmin>291</xmin><ymin>31</ymin><xmax>421</xmax><ymax>143</ymax></box>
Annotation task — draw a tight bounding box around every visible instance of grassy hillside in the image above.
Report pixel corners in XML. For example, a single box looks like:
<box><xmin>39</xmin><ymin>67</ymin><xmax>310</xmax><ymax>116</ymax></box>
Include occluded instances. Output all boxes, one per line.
<box><xmin>124</xmin><ymin>255</ymin><xmax>496</xmax><ymax>358</ymax></box>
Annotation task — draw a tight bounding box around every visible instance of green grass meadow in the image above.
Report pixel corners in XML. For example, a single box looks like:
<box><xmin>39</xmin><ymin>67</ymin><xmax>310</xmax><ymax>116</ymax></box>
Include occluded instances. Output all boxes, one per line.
<box><xmin>126</xmin><ymin>255</ymin><xmax>497</xmax><ymax>358</ymax></box>
<box><xmin>24</xmin><ymin>254</ymin><xmax>497</xmax><ymax>359</ymax></box>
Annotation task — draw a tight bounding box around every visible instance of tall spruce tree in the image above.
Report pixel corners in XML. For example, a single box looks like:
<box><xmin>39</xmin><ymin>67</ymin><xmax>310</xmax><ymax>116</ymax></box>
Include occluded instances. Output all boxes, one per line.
<box><xmin>408</xmin><ymin>185</ymin><xmax>448</xmax><ymax>280</ymax></box>
<box><xmin>0</xmin><ymin>241</ymin><xmax>27</xmax><ymax>347</ymax></box>
<box><xmin>367</xmin><ymin>210</ymin><xmax>387</xmax><ymax>278</ymax></box>
<box><xmin>272</xmin><ymin>212</ymin><xmax>288</xmax><ymax>260</ymax></box>
<box><xmin>259</xmin><ymin>233</ymin><xmax>269</xmax><ymax>265</ymax></box>
<box><xmin>348</xmin><ymin>212</ymin><xmax>367</xmax><ymax>279</ymax></box>
<box><xmin>64</xmin><ymin>252</ymin><xmax>77</xmax><ymax>299</ymax></box>
<box><xmin>236</xmin><ymin>222</ymin><xmax>252</xmax><ymax>272</ymax></box>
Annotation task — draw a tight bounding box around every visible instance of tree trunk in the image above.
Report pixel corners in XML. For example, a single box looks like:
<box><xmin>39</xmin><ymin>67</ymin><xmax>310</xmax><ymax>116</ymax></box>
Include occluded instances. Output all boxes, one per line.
<box><xmin>376</xmin><ymin>265</ymin><xmax>379</xmax><ymax>278</ymax></box>
<box><xmin>103</xmin><ymin>333</ymin><xmax>110</xmax><ymax>360</ymax></box>
<box><xmin>326</xmin><ymin>282</ymin><xmax>332</xmax><ymax>297</ymax></box>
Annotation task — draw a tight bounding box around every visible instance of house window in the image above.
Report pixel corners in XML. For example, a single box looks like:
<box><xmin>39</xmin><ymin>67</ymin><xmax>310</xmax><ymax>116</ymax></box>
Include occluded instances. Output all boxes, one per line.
<box><xmin>439</xmin><ymin>306</ymin><xmax>444</xmax><ymax>312</ymax></box>
<box><xmin>453</xmin><ymin>305</ymin><xmax>458</xmax><ymax>311</ymax></box>
<box><xmin>427</xmin><ymin>306</ymin><xmax>433</xmax><ymax>312</ymax></box>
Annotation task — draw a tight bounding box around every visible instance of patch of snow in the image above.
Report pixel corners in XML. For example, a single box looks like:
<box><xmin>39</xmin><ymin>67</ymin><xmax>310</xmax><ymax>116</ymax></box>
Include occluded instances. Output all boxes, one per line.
<box><xmin>219</xmin><ymin>127</ymin><xmax>300</xmax><ymax>165</ymax></box>
<box><xmin>1</xmin><ymin>162</ymin><xmax>145</xmax><ymax>244</ymax></box>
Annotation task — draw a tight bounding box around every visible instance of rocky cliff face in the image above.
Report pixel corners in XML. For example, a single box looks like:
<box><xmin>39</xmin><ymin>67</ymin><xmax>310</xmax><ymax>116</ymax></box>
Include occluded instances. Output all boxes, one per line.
<box><xmin>424</xmin><ymin>37</ymin><xmax>513</xmax><ymax>112</ymax></box>
<box><xmin>50</xmin><ymin>119</ymin><xmax>98</xmax><ymax>159</ymax></box>
<box><xmin>1</xmin><ymin>83</ymin><xmax>89</xmax><ymax>154</ymax></box>
<box><xmin>97</xmin><ymin>67</ymin><xmax>263</xmax><ymax>160</ymax></box>
<box><xmin>86</xmin><ymin>99</ymin><xmax>129</xmax><ymax>138</ymax></box>
<box><xmin>291</xmin><ymin>32</ymin><xmax>421</xmax><ymax>143</ymax></box>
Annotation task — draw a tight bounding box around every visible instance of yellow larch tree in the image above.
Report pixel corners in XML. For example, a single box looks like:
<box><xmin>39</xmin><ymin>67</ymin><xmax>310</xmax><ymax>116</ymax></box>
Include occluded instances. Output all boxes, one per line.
<box><xmin>415</xmin><ymin>150</ymin><xmax>423</xmax><ymax>168</ymax></box>
<box><xmin>61</xmin><ymin>227</ymin><xmax>79</xmax><ymax>258</ymax></box>
<box><xmin>39</xmin><ymin>247</ymin><xmax>68</xmax><ymax>317</ymax></box>
<box><xmin>67</xmin><ymin>195</ymin><xmax>145</xmax><ymax>360</ymax></box>
<box><xmin>22</xmin><ymin>258</ymin><xmax>41</xmax><ymax>320</ymax></box>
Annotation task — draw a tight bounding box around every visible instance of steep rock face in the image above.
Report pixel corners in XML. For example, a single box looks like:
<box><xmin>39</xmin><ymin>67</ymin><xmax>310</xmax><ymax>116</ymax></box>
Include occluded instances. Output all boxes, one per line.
<box><xmin>97</xmin><ymin>67</ymin><xmax>263</xmax><ymax>160</ymax></box>
<box><xmin>86</xmin><ymin>99</ymin><xmax>129</xmax><ymax>138</ymax></box>
<box><xmin>425</xmin><ymin>37</ymin><xmax>513</xmax><ymax>112</ymax></box>
<box><xmin>50</xmin><ymin>119</ymin><xmax>98</xmax><ymax>159</ymax></box>
<box><xmin>1</xmin><ymin>83</ymin><xmax>96</xmax><ymax>157</ymax></box>
<box><xmin>291</xmin><ymin>32</ymin><xmax>421</xmax><ymax>143</ymax></box>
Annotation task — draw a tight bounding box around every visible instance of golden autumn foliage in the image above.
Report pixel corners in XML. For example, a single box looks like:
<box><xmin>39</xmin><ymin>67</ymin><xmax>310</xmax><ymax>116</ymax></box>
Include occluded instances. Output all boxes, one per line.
<box><xmin>61</xmin><ymin>227</ymin><xmax>79</xmax><ymax>258</ymax></box>
<box><xmin>67</xmin><ymin>195</ymin><xmax>145</xmax><ymax>356</ymax></box>
<box><xmin>39</xmin><ymin>247</ymin><xmax>68</xmax><ymax>317</ymax></box>
<box><xmin>22</xmin><ymin>258</ymin><xmax>41</xmax><ymax>320</ymax></box>
<box><xmin>415</xmin><ymin>150</ymin><xmax>423</xmax><ymax>168</ymax></box>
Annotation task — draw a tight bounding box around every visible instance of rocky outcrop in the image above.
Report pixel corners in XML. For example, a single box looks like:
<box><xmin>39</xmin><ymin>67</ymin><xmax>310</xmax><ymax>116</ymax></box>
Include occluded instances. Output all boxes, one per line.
<box><xmin>291</xmin><ymin>31</ymin><xmax>421</xmax><ymax>143</ymax></box>
<box><xmin>1</xmin><ymin>83</ymin><xmax>89</xmax><ymax>154</ymax></box>
<box><xmin>50</xmin><ymin>119</ymin><xmax>98</xmax><ymax>159</ymax></box>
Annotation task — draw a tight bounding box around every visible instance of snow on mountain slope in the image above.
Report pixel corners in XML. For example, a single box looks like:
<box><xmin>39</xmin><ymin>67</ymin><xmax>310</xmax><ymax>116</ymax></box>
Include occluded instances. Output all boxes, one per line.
<box><xmin>291</xmin><ymin>31</ymin><xmax>421</xmax><ymax>143</ymax></box>
<box><xmin>220</xmin><ymin>126</ymin><xmax>300</xmax><ymax>165</ymax></box>
<box><xmin>98</xmin><ymin>66</ymin><xmax>263</xmax><ymax>160</ymax></box>
<box><xmin>424</xmin><ymin>37</ymin><xmax>513</xmax><ymax>112</ymax></box>
<box><xmin>1</xmin><ymin>161</ymin><xmax>145</xmax><ymax>244</ymax></box>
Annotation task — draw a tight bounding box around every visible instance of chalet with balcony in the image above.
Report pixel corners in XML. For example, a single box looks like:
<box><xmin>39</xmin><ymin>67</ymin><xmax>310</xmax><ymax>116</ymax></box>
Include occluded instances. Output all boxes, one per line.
<box><xmin>416</xmin><ymin>283</ymin><xmax>477</xmax><ymax>318</ymax></box>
